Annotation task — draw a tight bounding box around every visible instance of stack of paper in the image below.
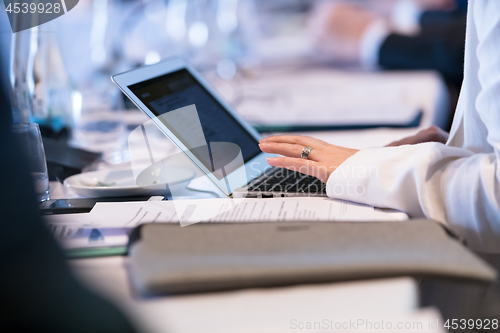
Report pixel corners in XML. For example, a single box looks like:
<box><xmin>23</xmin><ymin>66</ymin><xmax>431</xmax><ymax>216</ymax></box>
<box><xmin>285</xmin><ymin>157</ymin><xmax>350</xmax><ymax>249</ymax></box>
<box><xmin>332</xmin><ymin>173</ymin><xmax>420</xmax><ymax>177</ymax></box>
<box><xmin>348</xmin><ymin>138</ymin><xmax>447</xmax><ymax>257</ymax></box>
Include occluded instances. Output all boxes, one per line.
<box><xmin>45</xmin><ymin>197</ymin><xmax>407</xmax><ymax>255</ymax></box>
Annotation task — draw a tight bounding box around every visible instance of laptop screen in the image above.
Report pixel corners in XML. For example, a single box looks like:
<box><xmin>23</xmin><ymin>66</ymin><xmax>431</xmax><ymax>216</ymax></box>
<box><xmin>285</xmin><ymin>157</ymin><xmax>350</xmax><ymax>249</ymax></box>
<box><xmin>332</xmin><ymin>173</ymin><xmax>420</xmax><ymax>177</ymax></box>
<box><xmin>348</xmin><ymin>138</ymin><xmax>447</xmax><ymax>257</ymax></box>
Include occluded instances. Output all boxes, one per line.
<box><xmin>128</xmin><ymin>68</ymin><xmax>262</xmax><ymax>177</ymax></box>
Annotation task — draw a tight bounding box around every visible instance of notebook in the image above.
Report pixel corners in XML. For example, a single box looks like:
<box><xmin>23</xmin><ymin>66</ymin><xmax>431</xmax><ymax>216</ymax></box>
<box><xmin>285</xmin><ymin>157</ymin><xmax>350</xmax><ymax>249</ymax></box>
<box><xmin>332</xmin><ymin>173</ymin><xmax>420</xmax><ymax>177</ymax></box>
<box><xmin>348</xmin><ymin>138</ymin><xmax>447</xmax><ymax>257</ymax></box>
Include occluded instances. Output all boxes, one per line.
<box><xmin>128</xmin><ymin>220</ymin><xmax>496</xmax><ymax>295</ymax></box>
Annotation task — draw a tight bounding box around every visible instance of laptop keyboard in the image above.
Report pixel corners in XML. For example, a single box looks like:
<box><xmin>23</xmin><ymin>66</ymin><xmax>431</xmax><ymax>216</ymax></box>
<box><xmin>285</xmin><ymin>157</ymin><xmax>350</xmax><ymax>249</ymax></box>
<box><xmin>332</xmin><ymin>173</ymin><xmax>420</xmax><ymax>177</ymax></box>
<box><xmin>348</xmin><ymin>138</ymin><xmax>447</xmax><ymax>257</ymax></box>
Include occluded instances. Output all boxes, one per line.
<box><xmin>247</xmin><ymin>168</ymin><xmax>327</xmax><ymax>196</ymax></box>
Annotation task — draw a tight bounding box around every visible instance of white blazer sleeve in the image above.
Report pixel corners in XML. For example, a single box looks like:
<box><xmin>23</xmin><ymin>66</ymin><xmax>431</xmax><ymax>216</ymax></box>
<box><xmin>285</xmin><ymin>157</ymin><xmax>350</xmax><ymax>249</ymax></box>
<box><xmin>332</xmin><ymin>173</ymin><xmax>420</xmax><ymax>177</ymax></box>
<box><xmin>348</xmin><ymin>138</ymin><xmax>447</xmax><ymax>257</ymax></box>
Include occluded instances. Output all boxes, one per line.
<box><xmin>326</xmin><ymin>0</ymin><xmax>500</xmax><ymax>253</ymax></box>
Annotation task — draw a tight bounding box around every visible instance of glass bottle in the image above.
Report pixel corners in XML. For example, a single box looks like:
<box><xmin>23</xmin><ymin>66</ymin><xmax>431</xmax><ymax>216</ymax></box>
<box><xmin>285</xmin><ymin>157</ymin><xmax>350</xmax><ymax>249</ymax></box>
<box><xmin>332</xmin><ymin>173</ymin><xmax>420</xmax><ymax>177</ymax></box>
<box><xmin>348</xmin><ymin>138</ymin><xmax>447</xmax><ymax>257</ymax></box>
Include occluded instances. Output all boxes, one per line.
<box><xmin>9</xmin><ymin>27</ymin><xmax>38</xmax><ymax>123</ymax></box>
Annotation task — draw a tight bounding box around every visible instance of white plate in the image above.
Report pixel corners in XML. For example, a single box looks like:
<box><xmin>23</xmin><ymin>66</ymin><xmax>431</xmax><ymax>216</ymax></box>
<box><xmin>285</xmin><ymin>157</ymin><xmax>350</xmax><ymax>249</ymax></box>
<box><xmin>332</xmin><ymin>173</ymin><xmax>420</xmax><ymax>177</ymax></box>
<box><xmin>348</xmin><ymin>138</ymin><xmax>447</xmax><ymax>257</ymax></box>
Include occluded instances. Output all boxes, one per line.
<box><xmin>64</xmin><ymin>168</ymin><xmax>195</xmax><ymax>198</ymax></box>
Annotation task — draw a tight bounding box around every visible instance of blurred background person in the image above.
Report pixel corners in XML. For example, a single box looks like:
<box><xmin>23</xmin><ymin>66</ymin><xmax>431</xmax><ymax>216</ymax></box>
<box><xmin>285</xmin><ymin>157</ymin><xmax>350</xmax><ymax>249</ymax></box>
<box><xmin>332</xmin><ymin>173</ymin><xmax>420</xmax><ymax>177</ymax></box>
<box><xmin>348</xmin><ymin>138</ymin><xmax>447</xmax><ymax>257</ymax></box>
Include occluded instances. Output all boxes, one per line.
<box><xmin>309</xmin><ymin>0</ymin><xmax>467</xmax><ymax>129</ymax></box>
<box><xmin>310</xmin><ymin>0</ymin><xmax>466</xmax><ymax>86</ymax></box>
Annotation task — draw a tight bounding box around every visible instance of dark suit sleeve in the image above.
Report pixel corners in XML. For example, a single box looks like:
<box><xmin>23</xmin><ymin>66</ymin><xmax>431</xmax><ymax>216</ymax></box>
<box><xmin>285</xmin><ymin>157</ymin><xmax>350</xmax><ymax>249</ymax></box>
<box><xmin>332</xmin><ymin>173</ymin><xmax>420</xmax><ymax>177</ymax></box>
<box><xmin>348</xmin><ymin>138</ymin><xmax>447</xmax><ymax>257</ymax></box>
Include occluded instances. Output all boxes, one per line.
<box><xmin>378</xmin><ymin>16</ymin><xmax>466</xmax><ymax>87</ymax></box>
<box><xmin>0</xmin><ymin>57</ymin><xmax>137</xmax><ymax>333</ymax></box>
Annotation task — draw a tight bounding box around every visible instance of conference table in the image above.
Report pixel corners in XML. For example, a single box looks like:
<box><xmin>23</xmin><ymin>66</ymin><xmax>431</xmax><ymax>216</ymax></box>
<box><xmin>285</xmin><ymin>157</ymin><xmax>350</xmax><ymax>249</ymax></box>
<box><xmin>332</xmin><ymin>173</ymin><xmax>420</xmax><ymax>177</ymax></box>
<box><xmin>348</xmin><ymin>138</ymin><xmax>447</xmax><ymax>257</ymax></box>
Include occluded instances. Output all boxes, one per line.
<box><xmin>50</xmin><ymin>67</ymin><xmax>451</xmax><ymax>333</ymax></box>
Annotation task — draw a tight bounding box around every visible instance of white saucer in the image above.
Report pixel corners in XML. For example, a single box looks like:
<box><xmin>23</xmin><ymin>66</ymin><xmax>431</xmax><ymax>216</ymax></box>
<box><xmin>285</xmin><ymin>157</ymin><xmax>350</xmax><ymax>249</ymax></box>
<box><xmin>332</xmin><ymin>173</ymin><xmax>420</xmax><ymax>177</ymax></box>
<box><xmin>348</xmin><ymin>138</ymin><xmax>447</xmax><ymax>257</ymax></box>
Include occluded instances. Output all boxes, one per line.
<box><xmin>64</xmin><ymin>168</ymin><xmax>195</xmax><ymax>198</ymax></box>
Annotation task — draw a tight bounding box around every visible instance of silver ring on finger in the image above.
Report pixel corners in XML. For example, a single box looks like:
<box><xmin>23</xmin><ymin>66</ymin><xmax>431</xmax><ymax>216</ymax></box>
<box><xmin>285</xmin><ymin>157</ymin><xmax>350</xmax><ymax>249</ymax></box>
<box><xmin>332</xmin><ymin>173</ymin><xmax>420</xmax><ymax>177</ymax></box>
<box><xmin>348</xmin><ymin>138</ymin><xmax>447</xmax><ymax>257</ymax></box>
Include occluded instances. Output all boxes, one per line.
<box><xmin>301</xmin><ymin>146</ymin><xmax>313</xmax><ymax>159</ymax></box>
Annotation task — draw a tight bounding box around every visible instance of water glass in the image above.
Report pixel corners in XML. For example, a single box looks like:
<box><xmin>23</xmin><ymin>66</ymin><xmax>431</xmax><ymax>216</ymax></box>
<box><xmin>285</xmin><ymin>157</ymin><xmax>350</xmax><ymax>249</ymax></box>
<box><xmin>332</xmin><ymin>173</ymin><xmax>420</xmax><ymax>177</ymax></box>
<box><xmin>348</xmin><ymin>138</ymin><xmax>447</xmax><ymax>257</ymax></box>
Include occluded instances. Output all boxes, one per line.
<box><xmin>69</xmin><ymin>88</ymin><xmax>127</xmax><ymax>164</ymax></box>
<box><xmin>12</xmin><ymin>123</ymin><xmax>50</xmax><ymax>202</ymax></box>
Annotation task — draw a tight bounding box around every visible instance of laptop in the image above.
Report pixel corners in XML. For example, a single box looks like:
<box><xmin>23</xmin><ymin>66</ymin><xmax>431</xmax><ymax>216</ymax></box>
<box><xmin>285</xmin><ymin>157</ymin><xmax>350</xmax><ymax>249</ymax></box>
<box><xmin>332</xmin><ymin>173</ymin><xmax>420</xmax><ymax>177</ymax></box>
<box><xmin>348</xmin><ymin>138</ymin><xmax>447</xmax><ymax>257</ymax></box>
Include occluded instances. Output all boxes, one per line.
<box><xmin>112</xmin><ymin>58</ymin><xmax>327</xmax><ymax>198</ymax></box>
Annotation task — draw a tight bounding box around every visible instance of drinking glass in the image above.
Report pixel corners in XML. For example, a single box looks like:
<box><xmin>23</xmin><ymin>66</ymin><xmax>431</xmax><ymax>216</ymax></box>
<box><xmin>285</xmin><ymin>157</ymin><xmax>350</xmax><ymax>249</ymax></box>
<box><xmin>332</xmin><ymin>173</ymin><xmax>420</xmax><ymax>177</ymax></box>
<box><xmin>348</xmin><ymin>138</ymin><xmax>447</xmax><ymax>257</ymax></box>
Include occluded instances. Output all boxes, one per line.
<box><xmin>69</xmin><ymin>87</ymin><xmax>127</xmax><ymax>164</ymax></box>
<box><xmin>12</xmin><ymin>123</ymin><xmax>50</xmax><ymax>202</ymax></box>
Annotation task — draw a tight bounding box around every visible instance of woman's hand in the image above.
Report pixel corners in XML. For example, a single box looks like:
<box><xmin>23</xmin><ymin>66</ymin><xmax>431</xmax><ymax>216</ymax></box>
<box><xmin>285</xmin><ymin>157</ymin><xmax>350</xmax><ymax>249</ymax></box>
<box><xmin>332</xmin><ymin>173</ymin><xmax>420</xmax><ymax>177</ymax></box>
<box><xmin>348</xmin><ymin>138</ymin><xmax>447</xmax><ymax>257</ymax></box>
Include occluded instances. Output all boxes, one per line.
<box><xmin>259</xmin><ymin>135</ymin><xmax>359</xmax><ymax>183</ymax></box>
<box><xmin>386</xmin><ymin>126</ymin><xmax>449</xmax><ymax>147</ymax></box>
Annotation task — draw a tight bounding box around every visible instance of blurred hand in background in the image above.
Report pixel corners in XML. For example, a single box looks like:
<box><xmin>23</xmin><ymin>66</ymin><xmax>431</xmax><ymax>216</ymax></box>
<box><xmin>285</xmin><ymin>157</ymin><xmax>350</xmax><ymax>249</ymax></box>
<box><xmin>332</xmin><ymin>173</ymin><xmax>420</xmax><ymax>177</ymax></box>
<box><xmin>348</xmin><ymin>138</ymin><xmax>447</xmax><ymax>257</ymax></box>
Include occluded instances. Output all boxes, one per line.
<box><xmin>308</xmin><ymin>2</ymin><xmax>376</xmax><ymax>63</ymax></box>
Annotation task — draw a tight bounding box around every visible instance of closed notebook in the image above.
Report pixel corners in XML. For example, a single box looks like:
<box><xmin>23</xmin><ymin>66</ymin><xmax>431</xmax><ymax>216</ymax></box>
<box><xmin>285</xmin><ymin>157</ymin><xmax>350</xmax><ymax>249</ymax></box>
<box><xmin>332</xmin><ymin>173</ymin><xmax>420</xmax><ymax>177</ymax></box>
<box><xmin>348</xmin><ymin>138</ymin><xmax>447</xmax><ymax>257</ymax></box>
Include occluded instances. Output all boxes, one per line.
<box><xmin>128</xmin><ymin>220</ymin><xmax>496</xmax><ymax>295</ymax></box>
